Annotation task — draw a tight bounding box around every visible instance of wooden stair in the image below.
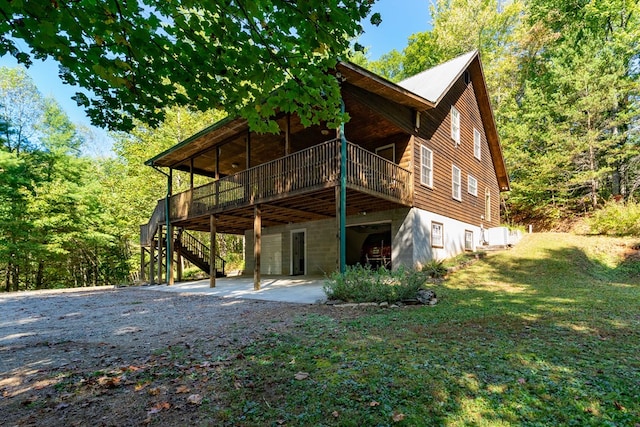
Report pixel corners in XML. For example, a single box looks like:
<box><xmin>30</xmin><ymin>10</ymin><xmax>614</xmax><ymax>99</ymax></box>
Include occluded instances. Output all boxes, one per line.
<box><xmin>175</xmin><ymin>231</ymin><xmax>226</xmax><ymax>278</ymax></box>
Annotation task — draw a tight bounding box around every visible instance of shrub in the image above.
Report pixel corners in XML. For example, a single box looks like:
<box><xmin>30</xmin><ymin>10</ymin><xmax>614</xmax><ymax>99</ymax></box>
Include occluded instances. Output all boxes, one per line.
<box><xmin>323</xmin><ymin>265</ymin><xmax>427</xmax><ymax>303</ymax></box>
<box><xmin>422</xmin><ymin>259</ymin><xmax>448</xmax><ymax>278</ymax></box>
<box><xmin>586</xmin><ymin>200</ymin><xmax>640</xmax><ymax>236</ymax></box>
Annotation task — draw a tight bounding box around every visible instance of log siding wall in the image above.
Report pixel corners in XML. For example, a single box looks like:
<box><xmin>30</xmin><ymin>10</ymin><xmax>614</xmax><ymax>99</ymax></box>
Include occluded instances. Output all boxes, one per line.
<box><xmin>413</xmin><ymin>75</ymin><xmax>501</xmax><ymax>228</ymax></box>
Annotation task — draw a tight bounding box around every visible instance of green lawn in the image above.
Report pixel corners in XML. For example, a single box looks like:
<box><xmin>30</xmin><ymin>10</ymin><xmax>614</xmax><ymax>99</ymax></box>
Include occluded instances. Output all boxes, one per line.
<box><xmin>209</xmin><ymin>233</ymin><xmax>640</xmax><ymax>426</ymax></box>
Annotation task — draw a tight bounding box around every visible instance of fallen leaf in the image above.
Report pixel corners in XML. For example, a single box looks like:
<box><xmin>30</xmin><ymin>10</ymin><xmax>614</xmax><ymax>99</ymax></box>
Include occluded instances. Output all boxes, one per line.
<box><xmin>176</xmin><ymin>385</ymin><xmax>190</xmax><ymax>394</ymax></box>
<box><xmin>147</xmin><ymin>401</ymin><xmax>170</xmax><ymax>415</ymax></box>
<box><xmin>369</xmin><ymin>401</ymin><xmax>380</xmax><ymax>407</ymax></box>
<box><xmin>147</xmin><ymin>387</ymin><xmax>161</xmax><ymax>396</ymax></box>
<box><xmin>294</xmin><ymin>372</ymin><xmax>309</xmax><ymax>380</ymax></box>
<box><xmin>187</xmin><ymin>394</ymin><xmax>203</xmax><ymax>405</ymax></box>
<box><xmin>98</xmin><ymin>376</ymin><xmax>121</xmax><ymax>388</ymax></box>
<box><xmin>392</xmin><ymin>412</ymin><xmax>405</xmax><ymax>422</ymax></box>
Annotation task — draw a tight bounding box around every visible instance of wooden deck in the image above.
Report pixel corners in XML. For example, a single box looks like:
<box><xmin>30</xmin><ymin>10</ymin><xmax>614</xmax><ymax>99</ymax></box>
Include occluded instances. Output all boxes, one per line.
<box><xmin>141</xmin><ymin>139</ymin><xmax>412</xmax><ymax>245</ymax></box>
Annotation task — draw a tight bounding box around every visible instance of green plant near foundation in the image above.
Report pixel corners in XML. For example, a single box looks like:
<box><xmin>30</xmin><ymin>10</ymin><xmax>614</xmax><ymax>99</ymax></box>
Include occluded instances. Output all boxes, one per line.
<box><xmin>422</xmin><ymin>259</ymin><xmax>448</xmax><ymax>278</ymax></box>
<box><xmin>323</xmin><ymin>265</ymin><xmax>427</xmax><ymax>303</ymax></box>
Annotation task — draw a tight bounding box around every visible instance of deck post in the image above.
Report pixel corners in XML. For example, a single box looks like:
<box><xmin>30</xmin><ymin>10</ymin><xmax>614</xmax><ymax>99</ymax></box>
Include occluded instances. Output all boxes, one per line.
<box><xmin>149</xmin><ymin>231</ymin><xmax>155</xmax><ymax>285</ymax></box>
<box><xmin>254</xmin><ymin>204</ymin><xmax>261</xmax><ymax>290</ymax></box>
<box><xmin>166</xmin><ymin>171</ymin><xmax>173</xmax><ymax>285</ymax></box>
<box><xmin>209</xmin><ymin>215</ymin><xmax>216</xmax><ymax>288</ymax></box>
<box><xmin>140</xmin><ymin>246</ymin><xmax>145</xmax><ymax>283</ymax></box>
<box><xmin>167</xmin><ymin>223</ymin><xmax>174</xmax><ymax>285</ymax></box>
<box><xmin>157</xmin><ymin>225</ymin><xmax>164</xmax><ymax>283</ymax></box>
<box><xmin>338</xmin><ymin>99</ymin><xmax>347</xmax><ymax>274</ymax></box>
<box><xmin>176</xmin><ymin>230</ymin><xmax>183</xmax><ymax>282</ymax></box>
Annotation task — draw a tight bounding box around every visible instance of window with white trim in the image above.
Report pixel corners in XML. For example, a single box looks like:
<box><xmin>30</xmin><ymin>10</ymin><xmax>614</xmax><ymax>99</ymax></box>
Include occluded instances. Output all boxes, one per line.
<box><xmin>452</xmin><ymin>165</ymin><xmax>461</xmax><ymax>200</ymax></box>
<box><xmin>464</xmin><ymin>230</ymin><xmax>474</xmax><ymax>251</ymax></box>
<box><xmin>468</xmin><ymin>175</ymin><xmax>478</xmax><ymax>196</ymax></box>
<box><xmin>451</xmin><ymin>106</ymin><xmax>460</xmax><ymax>144</ymax></box>
<box><xmin>420</xmin><ymin>145</ymin><xmax>433</xmax><ymax>187</ymax></box>
<box><xmin>473</xmin><ymin>128</ymin><xmax>481</xmax><ymax>160</ymax></box>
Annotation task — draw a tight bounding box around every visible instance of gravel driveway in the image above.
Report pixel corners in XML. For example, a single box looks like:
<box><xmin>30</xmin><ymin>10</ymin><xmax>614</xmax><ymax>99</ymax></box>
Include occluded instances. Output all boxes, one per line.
<box><xmin>0</xmin><ymin>286</ymin><xmax>330</xmax><ymax>426</ymax></box>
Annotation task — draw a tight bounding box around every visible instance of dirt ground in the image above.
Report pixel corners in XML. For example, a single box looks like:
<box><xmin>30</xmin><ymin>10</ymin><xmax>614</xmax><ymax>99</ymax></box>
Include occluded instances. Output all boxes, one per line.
<box><xmin>0</xmin><ymin>286</ymin><xmax>343</xmax><ymax>426</ymax></box>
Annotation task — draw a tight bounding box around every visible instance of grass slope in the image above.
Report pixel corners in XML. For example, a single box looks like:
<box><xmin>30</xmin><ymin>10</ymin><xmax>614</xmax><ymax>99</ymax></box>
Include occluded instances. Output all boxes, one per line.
<box><xmin>210</xmin><ymin>233</ymin><xmax>640</xmax><ymax>426</ymax></box>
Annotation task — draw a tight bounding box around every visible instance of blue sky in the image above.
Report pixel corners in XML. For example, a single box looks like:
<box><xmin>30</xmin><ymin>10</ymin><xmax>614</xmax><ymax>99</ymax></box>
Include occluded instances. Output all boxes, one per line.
<box><xmin>0</xmin><ymin>0</ymin><xmax>432</xmax><ymax>154</ymax></box>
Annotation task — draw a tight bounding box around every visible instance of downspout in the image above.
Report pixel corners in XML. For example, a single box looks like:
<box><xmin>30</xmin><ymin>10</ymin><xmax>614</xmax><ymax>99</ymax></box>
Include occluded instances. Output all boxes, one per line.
<box><xmin>152</xmin><ymin>166</ymin><xmax>172</xmax><ymax>284</ymax></box>
<box><xmin>339</xmin><ymin>99</ymin><xmax>347</xmax><ymax>274</ymax></box>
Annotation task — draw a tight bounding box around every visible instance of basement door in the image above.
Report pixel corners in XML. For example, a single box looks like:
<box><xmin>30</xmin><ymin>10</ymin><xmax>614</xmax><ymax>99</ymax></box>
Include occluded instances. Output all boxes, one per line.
<box><xmin>291</xmin><ymin>230</ymin><xmax>306</xmax><ymax>275</ymax></box>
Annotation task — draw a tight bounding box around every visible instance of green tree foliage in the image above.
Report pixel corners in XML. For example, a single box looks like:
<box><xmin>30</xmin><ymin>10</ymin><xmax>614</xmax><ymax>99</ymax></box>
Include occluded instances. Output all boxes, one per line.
<box><xmin>0</xmin><ymin>68</ymin><xmax>128</xmax><ymax>290</ymax></box>
<box><xmin>501</xmin><ymin>0</ymin><xmax>640</xmax><ymax>222</ymax></box>
<box><xmin>0</xmin><ymin>0</ymin><xmax>379</xmax><ymax>132</ymax></box>
<box><xmin>111</xmin><ymin>106</ymin><xmax>225</xmax><ymax>236</ymax></box>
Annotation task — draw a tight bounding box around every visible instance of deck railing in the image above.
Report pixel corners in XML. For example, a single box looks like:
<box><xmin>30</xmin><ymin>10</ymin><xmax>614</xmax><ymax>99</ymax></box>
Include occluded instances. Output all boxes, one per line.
<box><xmin>347</xmin><ymin>144</ymin><xmax>413</xmax><ymax>202</ymax></box>
<box><xmin>140</xmin><ymin>201</ymin><xmax>165</xmax><ymax>246</ymax></box>
<box><xmin>170</xmin><ymin>139</ymin><xmax>341</xmax><ymax>221</ymax></box>
<box><xmin>141</xmin><ymin>139</ymin><xmax>412</xmax><ymax>243</ymax></box>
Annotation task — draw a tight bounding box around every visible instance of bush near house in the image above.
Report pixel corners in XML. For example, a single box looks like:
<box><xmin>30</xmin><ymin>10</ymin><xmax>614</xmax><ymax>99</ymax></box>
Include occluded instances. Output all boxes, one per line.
<box><xmin>324</xmin><ymin>265</ymin><xmax>427</xmax><ymax>303</ymax></box>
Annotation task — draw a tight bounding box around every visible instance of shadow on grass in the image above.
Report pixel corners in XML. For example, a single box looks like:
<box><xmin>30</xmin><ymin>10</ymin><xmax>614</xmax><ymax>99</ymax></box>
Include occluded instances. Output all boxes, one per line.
<box><xmin>214</xmin><ymin>236</ymin><xmax>640</xmax><ymax>426</ymax></box>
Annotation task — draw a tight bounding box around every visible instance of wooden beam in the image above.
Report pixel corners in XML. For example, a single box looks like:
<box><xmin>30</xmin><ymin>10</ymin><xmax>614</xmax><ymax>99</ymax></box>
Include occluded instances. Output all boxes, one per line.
<box><xmin>254</xmin><ymin>204</ymin><xmax>261</xmax><ymax>290</ymax></box>
<box><xmin>167</xmin><ymin>224</ymin><xmax>174</xmax><ymax>285</ymax></box>
<box><xmin>210</xmin><ymin>215</ymin><xmax>217</xmax><ymax>288</ymax></box>
<box><xmin>157</xmin><ymin>225</ymin><xmax>163</xmax><ymax>283</ymax></box>
<box><xmin>176</xmin><ymin>232</ymin><xmax>183</xmax><ymax>282</ymax></box>
<box><xmin>149</xmin><ymin>233</ymin><xmax>155</xmax><ymax>285</ymax></box>
<box><xmin>190</xmin><ymin>158</ymin><xmax>194</xmax><ymax>190</ymax></box>
<box><xmin>140</xmin><ymin>246</ymin><xmax>145</xmax><ymax>283</ymax></box>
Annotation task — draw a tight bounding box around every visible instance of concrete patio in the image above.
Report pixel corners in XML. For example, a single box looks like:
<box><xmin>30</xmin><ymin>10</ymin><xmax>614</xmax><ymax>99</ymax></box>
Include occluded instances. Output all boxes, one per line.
<box><xmin>141</xmin><ymin>275</ymin><xmax>328</xmax><ymax>304</ymax></box>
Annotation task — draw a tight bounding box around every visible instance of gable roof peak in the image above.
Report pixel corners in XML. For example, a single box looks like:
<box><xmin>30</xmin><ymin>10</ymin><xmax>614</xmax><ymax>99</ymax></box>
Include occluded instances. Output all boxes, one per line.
<box><xmin>397</xmin><ymin>50</ymin><xmax>478</xmax><ymax>105</ymax></box>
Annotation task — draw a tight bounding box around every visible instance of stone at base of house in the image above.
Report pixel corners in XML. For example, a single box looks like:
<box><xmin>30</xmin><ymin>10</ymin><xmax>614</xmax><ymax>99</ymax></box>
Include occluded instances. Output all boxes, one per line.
<box><xmin>326</xmin><ymin>290</ymin><xmax>438</xmax><ymax>308</ymax></box>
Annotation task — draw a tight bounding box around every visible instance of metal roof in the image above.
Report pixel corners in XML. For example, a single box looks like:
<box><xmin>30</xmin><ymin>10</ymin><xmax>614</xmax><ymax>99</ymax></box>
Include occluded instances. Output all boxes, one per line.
<box><xmin>397</xmin><ymin>50</ymin><xmax>478</xmax><ymax>105</ymax></box>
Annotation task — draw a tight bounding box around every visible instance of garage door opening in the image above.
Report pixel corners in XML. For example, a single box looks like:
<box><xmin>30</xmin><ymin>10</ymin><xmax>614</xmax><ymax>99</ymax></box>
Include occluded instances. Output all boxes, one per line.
<box><xmin>346</xmin><ymin>223</ymin><xmax>392</xmax><ymax>269</ymax></box>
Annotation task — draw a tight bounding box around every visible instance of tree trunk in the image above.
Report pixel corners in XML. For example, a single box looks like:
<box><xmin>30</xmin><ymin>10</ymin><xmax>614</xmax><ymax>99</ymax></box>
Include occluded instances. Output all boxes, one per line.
<box><xmin>35</xmin><ymin>260</ymin><xmax>44</xmax><ymax>290</ymax></box>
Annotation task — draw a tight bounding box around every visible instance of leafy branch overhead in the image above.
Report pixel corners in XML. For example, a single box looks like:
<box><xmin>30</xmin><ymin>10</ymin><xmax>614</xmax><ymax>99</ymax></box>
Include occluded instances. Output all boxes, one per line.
<box><xmin>0</xmin><ymin>0</ymin><xmax>381</xmax><ymax>132</ymax></box>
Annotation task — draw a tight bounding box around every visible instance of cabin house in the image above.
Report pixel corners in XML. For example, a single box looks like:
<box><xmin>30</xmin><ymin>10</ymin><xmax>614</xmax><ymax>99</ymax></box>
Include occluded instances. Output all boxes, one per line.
<box><xmin>139</xmin><ymin>50</ymin><xmax>510</xmax><ymax>289</ymax></box>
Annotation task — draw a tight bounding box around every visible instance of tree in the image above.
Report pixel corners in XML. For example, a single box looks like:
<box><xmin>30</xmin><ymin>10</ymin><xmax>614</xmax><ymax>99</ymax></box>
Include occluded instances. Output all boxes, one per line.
<box><xmin>0</xmin><ymin>66</ymin><xmax>44</xmax><ymax>153</ymax></box>
<box><xmin>0</xmin><ymin>0</ymin><xmax>380</xmax><ymax>132</ymax></box>
<box><xmin>501</xmin><ymin>0</ymin><xmax>640</xmax><ymax>220</ymax></box>
<box><xmin>0</xmin><ymin>67</ymin><xmax>130</xmax><ymax>290</ymax></box>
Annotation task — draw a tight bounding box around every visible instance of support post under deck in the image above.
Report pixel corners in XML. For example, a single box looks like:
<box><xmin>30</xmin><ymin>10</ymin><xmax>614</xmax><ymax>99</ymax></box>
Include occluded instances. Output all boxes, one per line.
<box><xmin>210</xmin><ymin>215</ymin><xmax>216</xmax><ymax>288</ymax></box>
<box><xmin>254</xmin><ymin>204</ymin><xmax>261</xmax><ymax>290</ymax></box>
<box><xmin>149</xmin><ymin>232</ymin><xmax>155</xmax><ymax>285</ymax></box>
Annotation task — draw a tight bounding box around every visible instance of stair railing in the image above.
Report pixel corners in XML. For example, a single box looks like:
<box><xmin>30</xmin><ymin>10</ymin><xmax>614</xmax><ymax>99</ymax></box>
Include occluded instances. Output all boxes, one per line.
<box><xmin>177</xmin><ymin>230</ymin><xmax>226</xmax><ymax>276</ymax></box>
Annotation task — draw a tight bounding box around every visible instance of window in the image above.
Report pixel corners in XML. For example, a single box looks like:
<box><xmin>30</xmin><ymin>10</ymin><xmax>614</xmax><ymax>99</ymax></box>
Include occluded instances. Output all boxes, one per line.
<box><xmin>468</xmin><ymin>175</ymin><xmax>478</xmax><ymax>196</ymax></box>
<box><xmin>420</xmin><ymin>145</ymin><xmax>433</xmax><ymax>187</ymax></box>
<box><xmin>452</xmin><ymin>165</ymin><xmax>461</xmax><ymax>200</ymax></box>
<box><xmin>431</xmin><ymin>222</ymin><xmax>444</xmax><ymax>248</ymax></box>
<box><xmin>451</xmin><ymin>106</ymin><xmax>460</xmax><ymax>144</ymax></box>
<box><xmin>474</xmin><ymin>128</ymin><xmax>481</xmax><ymax>160</ymax></box>
<box><xmin>464</xmin><ymin>230</ymin><xmax>474</xmax><ymax>251</ymax></box>
<box><xmin>485</xmin><ymin>188</ymin><xmax>491</xmax><ymax>222</ymax></box>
